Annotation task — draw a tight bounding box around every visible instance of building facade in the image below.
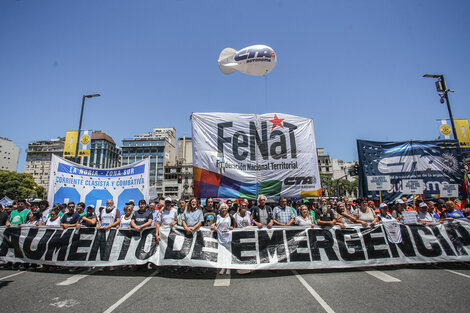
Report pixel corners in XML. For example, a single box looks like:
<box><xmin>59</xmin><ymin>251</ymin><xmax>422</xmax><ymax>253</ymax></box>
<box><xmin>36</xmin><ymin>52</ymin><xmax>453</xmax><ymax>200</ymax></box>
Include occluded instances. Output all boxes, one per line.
<box><xmin>0</xmin><ymin>137</ymin><xmax>20</xmax><ymax>171</ymax></box>
<box><xmin>332</xmin><ymin>159</ymin><xmax>356</xmax><ymax>181</ymax></box>
<box><xmin>121</xmin><ymin>128</ymin><xmax>176</xmax><ymax>197</ymax></box>
<box><xmin>162</xmin><ymin>137</ymin><xmax>193</xmax><ymax>200</ymax></box>
<box><xmin>24</xmin><ymin>137</ymin><xmax>65</xmax><ymax>191</ymax></box>
<box><xmin>317</xmin><ymin>148</ymin><xmax>333</xmax><ymax>177</ymax></box>
<box><xmin>80</xmin><ymin>131</ymin><xmax>121</xmax><ymax>169</ymax></box>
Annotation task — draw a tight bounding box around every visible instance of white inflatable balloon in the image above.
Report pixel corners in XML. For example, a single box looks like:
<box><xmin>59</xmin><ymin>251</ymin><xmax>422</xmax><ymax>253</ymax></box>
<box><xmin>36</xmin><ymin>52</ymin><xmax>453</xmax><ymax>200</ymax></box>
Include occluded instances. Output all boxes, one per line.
<box><xmin>218</xmin><ymin>45</ymin><xmax>277</xmax><ymax>76</ymax></box>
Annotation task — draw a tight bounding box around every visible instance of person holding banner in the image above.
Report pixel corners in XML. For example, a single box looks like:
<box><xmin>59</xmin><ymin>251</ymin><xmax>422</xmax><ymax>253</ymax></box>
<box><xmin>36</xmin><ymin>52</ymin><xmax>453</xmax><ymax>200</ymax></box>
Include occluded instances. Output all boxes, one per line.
<box><xmin>98</xmin><ymin>200</ymin><xmax>121</xmax><ymax>230</ymax></box>
<box><xmin>417</xmin><ymin>203</ymin><xmax>437</xmax><ymax>224</ymax></box>
<box><xmin>234</xmin><ymin>200</ymin><xmax>251</xmax><ymax>227</ymax></box>
<box><xmin>392</xmin><ymin>199</ymin><xmax>406</xmax><ymax>221</ymax></box>
<box><xmin>176</xmin><ymin>199</ymin><xmax>186</xmax><ymax>226</ymax></box>
<box><xmin>353</xmin><ymin>198</ymin><xmax>379</xmax><ymax>227</ymax></box>
<box><xmin>6</xmin><ymin>199</ymin><xmax>31</xmax><ymax>226</ymax></box>
<box><xmin>440</xmin><ymin>200</ymin><xmax>465</xmax><ymax>221</ymax></box>
<box><xmin>44</xmin><ymin>209</ymin><xmax>61</xmax><ymax>227</ymax></box>
<box><xmin>119</xmin><ymin>205</ymin><xmax>133</xmax><ymax>229</ymax></box>
<box><xmin>273</xmin><ymin>197</ymin><xmax>296</xmax><ymax>226</ymax></box>
<box><xmin>182</xmin><ymin>197</ymin><xmax>203</xmax><ymax>235</ymax></box>
<box><xmin>80</xmin><ymin>206</ymin><xmax>98</xmax><ymax>227</ymax></box>
<box><xmin>334</xmin><ymin>202</ymin><xmax>355</xmax><ymax>226</ymax></box>
<box><xmin>131</xmin><ymin>200</ymin><xmax>153</xmax><ymax>232</ymax></box>
<box><xmin>155</xmin><ymin>198</ymin><xmax>178</xmax><ymax>243</ymax></box>
<box><xmin>315</xmin><ymin>203</ymin><xmax>336</xmax><ymax>228</ymax></box>
<box><xmin>251</xmin><ymin>195</ymin><xmax>273</xmax><ymax>228</ymax></box>
<box><xmin>211</xmin><ymin>203</ymin><xmax>234</xmax><ymax>275</ymax></box>
<box><xmin>377</xmin><ymin>203</ymin><xmax>394</xmax><ymax>221</ymax></box>
<box><xmin>60</xmin><ymin>202</ymin><xmax>81</xmax><ymax>229</ymax></box>
<box><xmin>294</xmin><ymin>205</ymin><xmax>315</xmax><ymax>226</ymax></box>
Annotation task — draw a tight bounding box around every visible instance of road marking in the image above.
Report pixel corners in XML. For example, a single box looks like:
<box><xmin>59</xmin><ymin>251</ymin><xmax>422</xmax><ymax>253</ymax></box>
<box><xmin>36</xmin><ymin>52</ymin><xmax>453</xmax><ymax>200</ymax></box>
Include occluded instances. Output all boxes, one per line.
<box><xmin>435</xmin><ymin>266</ymin><xmax>470</xmax><ymax>279</ymax></box>
<box><xmin>57</xmin><ymin>270</ymin><xmax>97</xmax><ymax>286</ymax></box>
<box><xmin>292</xmin><ymin>270</ymin><xmax>335</xmax><ymax>313</ymax></box>
<box><xmin>213</xmin><ymin>273</ymin><xmax>231</xmax><ymax>286</ymax></box>
<box><xmin>103</xmin><ymin>270</ymin><xmax>158</xmax><ymax>313</ymax></box>
<box><xmin>50</xmin><ymin>297</ymin><xmax>80</xmax><ymax>308</ymax></box>
<box><xmin>364</xmin><ymin>269</ymin><xmax>401</xmax><ymax>282</ymax></box>
<box><xmin>0</xmin><ymin>271</ymin><xmax>26</xmax><ymax>281</ymax></box>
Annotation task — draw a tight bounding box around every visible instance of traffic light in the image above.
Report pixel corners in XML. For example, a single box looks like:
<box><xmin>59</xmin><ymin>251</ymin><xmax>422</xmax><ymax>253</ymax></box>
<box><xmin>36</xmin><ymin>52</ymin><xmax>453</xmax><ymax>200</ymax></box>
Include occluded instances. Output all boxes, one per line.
<box><xmin>178</xmin><ymin>176</ymin><xmax>182</xmax><ymax>183</ymax></box>
<box><xmin>353</xmin><ymin>163</ymin><xmax>359</xmax><ymax>175</ymax></box>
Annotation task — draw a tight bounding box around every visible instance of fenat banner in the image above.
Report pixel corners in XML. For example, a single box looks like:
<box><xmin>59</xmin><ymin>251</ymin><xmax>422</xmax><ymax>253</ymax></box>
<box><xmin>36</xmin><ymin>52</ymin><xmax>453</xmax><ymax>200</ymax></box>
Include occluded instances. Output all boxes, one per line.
<box><xmin>1</xmin><ymin>221</ymin><xmax>470</xmax><ymax>269</ymax></box>
<box><xmin>191</xmin><ymin>112</ymin><xmax>322</xmax><ymax>199</ymax></box>
<box><xmin>47</xmin><ymin>155</ymin><xmax>150</xmax><ymax>212</ymax></box>
<box><xmin>357</xmin><ymin>139</ymin><xmax>465</xmax><ymax>202</ymax></box>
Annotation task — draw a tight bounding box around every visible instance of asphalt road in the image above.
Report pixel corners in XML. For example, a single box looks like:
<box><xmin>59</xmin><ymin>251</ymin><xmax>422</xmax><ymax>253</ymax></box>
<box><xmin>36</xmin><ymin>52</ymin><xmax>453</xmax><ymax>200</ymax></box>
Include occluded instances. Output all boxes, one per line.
<box><xmin>1</xmin><ymin>263</ymin><xmax>469</xmax><ymax>313</ymax></box>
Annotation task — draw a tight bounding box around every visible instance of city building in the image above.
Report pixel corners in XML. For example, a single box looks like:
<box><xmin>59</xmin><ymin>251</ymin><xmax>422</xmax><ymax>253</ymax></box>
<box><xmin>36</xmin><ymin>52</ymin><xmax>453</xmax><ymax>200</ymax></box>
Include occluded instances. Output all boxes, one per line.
<box><xmin>24</xmin><ymin>137</ymin><xmax>65</xmax><ymax>191</ymax></box>
<box><xmin>317</xmin><ymin>148</ymin><xmax>333</xmax><ymax>177</ymax></box>
<box><xmin>332</xmin><ymin>159</ymin><xmax>356</xmax><ymax>181</ymax></box>
<box><xmin>0</xmin><ymin>137</ymin><xmax>20</xmax><ymax>171</ymax></box>
<box><xmin>121</xmin><ymin>128</ymin><xmax>176</xmax><ymax>196</ymax></box>
<box><xmin>80</xmin><ymin>131</ymin><xmax>121</xmax><ymax>169</ymax></box>
<box><xmin>163</xmin><ymin>137</ymin><xmax>193</xmax><ymax>200</ymax></box>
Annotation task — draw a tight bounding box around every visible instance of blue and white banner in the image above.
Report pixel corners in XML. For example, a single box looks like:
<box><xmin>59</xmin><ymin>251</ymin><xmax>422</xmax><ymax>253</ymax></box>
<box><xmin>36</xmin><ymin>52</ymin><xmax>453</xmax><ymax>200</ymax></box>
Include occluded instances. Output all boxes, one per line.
<box><xmin>47</xmin><ymin>155</ymin><xmax>149</xmax><ymax>212</ymax></box>
<box><xmin>357</xmin><ymin>140</ymin><xmax>465</xmax><ymax>202</ymax></box>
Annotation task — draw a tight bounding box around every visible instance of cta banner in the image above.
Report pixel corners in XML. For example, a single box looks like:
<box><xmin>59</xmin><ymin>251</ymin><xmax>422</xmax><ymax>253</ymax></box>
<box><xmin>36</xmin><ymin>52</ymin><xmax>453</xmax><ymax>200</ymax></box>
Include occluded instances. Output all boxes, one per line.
<box><xmin>1</xmin><ymin>221</ymin><xmax>470</xmax><ymax>269</ymax></box>
<box><xmin>191</xmin><ymin>113</ymin><xmax>321</xmax><ymax>199</ymax></box>
<box><xmin>47</xmin><ymin>155</ymin><xmax>149</xmax><ymax>212</ymax></box>
<box><xmin>357</xmin><ymin>140</ymin><xmax>465</xmax><ymax>202</ymax></box>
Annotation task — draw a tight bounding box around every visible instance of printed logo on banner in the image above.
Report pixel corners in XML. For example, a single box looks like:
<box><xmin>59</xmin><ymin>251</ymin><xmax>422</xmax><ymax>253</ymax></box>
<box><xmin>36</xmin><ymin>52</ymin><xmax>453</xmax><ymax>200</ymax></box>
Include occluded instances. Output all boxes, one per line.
<box><xmin>192</xmin><ymin>113</ymin><xmax>322</xmax><ymax>199</ymax></box>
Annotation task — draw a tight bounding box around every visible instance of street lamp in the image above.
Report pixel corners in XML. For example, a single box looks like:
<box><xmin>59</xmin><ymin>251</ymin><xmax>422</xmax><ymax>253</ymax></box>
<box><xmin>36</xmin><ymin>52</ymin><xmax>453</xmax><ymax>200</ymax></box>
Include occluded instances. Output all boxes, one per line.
<box><xmin>423</xmin><ymin>74</ymin><xmax>457</xmax><ymax>140</ymax></box>
<box><xmin>76</xmin><ymin>94</ymin><xmax>101</xmax><ymax>162</ymax></box>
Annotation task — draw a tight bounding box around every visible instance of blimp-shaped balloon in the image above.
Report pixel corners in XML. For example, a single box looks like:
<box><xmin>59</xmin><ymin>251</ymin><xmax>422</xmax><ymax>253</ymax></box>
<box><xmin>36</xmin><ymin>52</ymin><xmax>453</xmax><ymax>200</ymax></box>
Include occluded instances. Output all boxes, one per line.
<box><xmin>218</xmin><ymin>45</ymin><xmax>277</xmax><ymax>76</ymax></box>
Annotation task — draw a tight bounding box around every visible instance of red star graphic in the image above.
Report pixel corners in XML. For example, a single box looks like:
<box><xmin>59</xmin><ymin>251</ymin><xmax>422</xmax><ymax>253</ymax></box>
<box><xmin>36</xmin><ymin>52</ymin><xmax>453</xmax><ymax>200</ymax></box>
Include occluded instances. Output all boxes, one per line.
<box><xmin>269</xmin><ymin>114</ymin><xmax>284</xmax><ymax>130</ymax></box>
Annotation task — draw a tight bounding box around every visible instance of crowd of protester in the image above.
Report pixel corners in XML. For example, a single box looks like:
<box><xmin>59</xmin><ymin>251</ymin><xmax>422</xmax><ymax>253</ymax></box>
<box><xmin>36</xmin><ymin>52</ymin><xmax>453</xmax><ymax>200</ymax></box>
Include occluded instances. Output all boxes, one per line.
<box><xmin>0</xmin><ymin>195</ymin><xmax>469</xmax><ymax>273</ymax></box>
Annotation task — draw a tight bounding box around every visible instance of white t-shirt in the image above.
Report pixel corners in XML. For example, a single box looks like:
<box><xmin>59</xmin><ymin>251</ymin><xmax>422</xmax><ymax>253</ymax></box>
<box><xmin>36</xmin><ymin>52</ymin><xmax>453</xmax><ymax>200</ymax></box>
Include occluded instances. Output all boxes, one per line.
<box><xmin>159</xmin><ymin>208</ymin><xmax>177</xmax><ymax>226</ymax></box>
<box><xmin>120</xmin><ymin>214</ymin><xmax>133</xmax><ymax>229</ymax></box>
<box><xmin>234</xmin><ymin>212</ymin><xmax>251</xmax><ymax>228</ymax></box>
<box><xmin>46</xmin><ymin>217</ymin><xmax>61</xmax><ymax>227</ymax></box>
<box><xmin>295</xmin><ymin>215</ymin><xmax>313</xmax><ymax>226</ymax></box>
<box><xmin>216</xmin><ymin>215</ymin><xmax>232</xmax><ymax>244</ymax></box>
<box><xmin>41</xmin><ymin>208</ymin><xmax>51</xmax><ymax>223</ymax></box>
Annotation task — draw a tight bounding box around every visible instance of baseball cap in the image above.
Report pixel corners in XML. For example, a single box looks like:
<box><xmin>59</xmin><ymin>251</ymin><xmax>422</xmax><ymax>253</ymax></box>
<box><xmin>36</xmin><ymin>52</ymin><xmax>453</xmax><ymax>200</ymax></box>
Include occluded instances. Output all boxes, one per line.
<box><xmin>126</xmin><ymin>201</ymin><xmax>135</xmax><ymax>205</ymax></box>
<box><xmin>396</xmin><ymin>199</ymin><xmax>405</xmax><ymax>204</ymax></box>
<box><xmin>419</xmin><ymin>202</ymin><xmax>428</xmax><ymax>208</ymax></box>
<box><xmin>165</xmin><ymin>197</ymin><xmax>172</xmax><ymax>203</ymax></box>
<box><xmin>379</xmin><ymin>203</ymin><xmax>388</xmax><ymax>208</ymax></box>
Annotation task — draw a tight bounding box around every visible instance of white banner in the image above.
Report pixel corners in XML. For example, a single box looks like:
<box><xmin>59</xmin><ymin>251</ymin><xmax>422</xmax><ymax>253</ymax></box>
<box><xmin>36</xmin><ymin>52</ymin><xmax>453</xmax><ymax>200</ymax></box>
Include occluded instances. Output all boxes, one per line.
<box><xmin>47</xmin><ymin>155</ymin><xmax>149</xmax><ymax>212</ymax></box>
<box><xmin>367</xmin><ymin>175</ymin><xmax>391</xmax><ymax>191</ymax></box>
<box><xmin>1</xmin><ymin>221</ymin><xmax>470</xmax><ymax>269</ymax></box>
<box><xmin>402</xmin><ymin>179</ymin><xmax>425</xmax><ymax>195</ymax></box>
<box><xmin>191</xmin><ymin>113</ymin><xmax>321</xmax><ymax>199</ymax></box>
<box><xmin>440</xmin><ymin>184</ymin><xmax>459</xmax><ymax>198</ymax></box>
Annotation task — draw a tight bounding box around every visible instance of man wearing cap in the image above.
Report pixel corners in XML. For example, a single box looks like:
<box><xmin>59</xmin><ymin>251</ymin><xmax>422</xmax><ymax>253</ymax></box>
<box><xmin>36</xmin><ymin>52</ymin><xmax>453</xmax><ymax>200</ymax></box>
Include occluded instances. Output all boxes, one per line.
<box><xmin>80</xmin><ymin>205</ymin><xmax>98</xmax><ymax>227</ymax></box>
<box><xmin>392</xmin><ymin>199</ymin><xmax>406</xmax><ymax>221</ymax></box>
<box><xmin>131</xmin><ymin>199</ymin><xmax>153</xmax><ymax>232</ymax></box>
<box><xmin>417</xmin><ymin>202</ymin><xmax>437</xmax><ymax>224</ymax></box>
<box><xmin>378</xmin><ymin>203</ymin><xmax>394</xmax><ymax>221</ymax></box>
<box><xmin>98</xmin><ymin>199</ymin><xmax>121</xmax><ymax>230</ymax></box>
<box><xmin>155</xmin><ymin>197</ymin><xmax>177</xmax><ymax>243</ymax></box>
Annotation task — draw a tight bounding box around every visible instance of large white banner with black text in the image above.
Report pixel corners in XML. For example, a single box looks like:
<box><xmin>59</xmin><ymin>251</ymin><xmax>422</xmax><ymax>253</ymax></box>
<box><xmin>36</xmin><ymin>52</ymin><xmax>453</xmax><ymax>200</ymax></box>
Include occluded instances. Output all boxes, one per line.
<box><xmin>1</xmin><ymin>220</ymin><xmax>470</xmax><ymax>269</ymax></box>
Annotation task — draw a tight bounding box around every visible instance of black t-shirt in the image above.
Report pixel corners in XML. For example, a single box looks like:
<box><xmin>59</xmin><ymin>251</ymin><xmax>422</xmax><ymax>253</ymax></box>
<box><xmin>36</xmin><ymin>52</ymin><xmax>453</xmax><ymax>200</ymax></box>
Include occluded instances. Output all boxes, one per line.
<box><xmin>132</xmin><ymin>210</ymin><xmax>152</xmax><ymax>226</ymax></box>
<box><xmin>203</xmin><ymin>209</ymin><xmax>218</xmax><ymax>226</ymax></box>
<box><xmin>80</xmin><ymin>213</ymin><xmax>97</xmax><ymax>227</ymax></box>
<box><xmin>315</xmin><ymin>208</ymin><xmax>335</xmax><ymax>222</ymax></box>
<box><xmin>60</xmin><ymin>212</ymin><xmax>81</xmax><ymax>225</ymax></box>
<box><xmin>0</xmin><ymin>212</ymin><xmax>8</xmax><ymax>226</ymax></box>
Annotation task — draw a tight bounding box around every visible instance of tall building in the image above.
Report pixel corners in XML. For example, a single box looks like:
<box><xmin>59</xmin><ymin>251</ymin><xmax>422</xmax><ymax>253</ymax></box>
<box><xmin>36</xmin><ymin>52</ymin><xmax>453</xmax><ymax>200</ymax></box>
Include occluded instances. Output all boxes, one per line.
<box><xmin>317</xmin><ymin>148</ymin><xmax>333</xmax><ymax>177</ymax></box>
<box><xmin>163</xmin><ymin>137</ymin><xmax>193</xmax><ymax>200</ymax></box>
<box><xmin>332</xmin><ymin>159</ymin><xmax>357</xmax><ymax>181</ymax></box>
<box><xmin>121</xmin><ymin>128</ymin><xmax>176</xmax><ymax>196</ymax></box>
<box><xmin>24</xmin><ymin>137</ymin><xmax>65</xmax><ymax>191</ymax></box>
<box><xmin>80</xmin><ymin>131</ymin><xmax>121</xmax><ymax>169</ymax></box>
<box><xmin>0</xmin><ymin>137</ymin><xmax>20</xmax><ymax>171</ymax></box>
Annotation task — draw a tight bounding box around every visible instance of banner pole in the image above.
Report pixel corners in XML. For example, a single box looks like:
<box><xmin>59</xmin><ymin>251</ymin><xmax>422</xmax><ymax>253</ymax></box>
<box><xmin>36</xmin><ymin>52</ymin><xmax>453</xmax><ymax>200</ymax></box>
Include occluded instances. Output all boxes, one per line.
<box><xmin>379</xmin><ymin>190</ymin><xmax>382</xmax><ymax>204</ymax></box>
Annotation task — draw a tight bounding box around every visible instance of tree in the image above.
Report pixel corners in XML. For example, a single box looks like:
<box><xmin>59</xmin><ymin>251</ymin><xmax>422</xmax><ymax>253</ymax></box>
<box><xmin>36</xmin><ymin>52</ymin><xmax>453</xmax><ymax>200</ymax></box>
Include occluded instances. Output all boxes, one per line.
<box><xmin>0</xmin><ymin>170</ymin><xmax>43</xmax><ymax>200</ymax></box>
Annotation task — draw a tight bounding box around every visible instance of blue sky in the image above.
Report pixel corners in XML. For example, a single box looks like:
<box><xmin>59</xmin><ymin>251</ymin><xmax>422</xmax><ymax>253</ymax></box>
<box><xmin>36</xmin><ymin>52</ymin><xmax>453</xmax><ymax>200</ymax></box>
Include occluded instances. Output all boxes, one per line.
<box><xmin>1</xmin><ymin>0</ymin><xmax>469</xmax><ymax>172</ymax></box>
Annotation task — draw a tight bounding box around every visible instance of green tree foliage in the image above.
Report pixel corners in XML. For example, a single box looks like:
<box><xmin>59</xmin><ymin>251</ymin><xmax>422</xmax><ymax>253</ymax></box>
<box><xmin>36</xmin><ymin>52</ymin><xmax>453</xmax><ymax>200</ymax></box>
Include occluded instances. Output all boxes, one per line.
<box><xmin>0</xmin><ymin>170</ymin><xmax>43</xmax><ymax>200</ymax></box>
